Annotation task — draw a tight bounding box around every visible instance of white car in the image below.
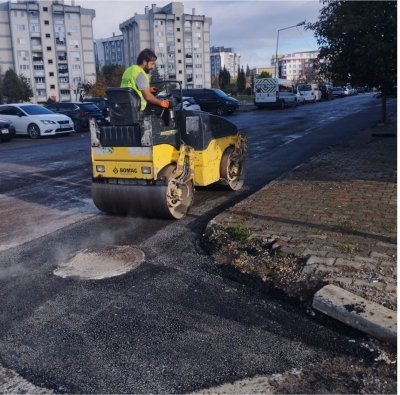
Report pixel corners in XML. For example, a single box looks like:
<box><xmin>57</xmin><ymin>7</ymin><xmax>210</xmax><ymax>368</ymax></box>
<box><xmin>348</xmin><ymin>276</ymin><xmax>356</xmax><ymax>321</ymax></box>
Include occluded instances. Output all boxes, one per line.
<box><xmin>177</xmin><ymin>96</ymin><xmax>201</xmax><ymax>111</ymax></box>
<box><xmin>296</xmin><ymin>90</ymin><xmax>306</xmax><ymax>105</ymax></box>
<box><xmin>0</xmin><ymin>104</ymin><xmax>74</xmax><ymax>139</ymax></box>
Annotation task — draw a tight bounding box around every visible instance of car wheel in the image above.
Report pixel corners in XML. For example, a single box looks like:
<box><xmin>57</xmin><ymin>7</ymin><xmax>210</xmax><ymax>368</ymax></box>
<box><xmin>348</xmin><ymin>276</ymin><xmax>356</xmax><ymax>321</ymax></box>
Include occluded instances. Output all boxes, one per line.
<box><xmin>27</xmin><ymin>123</ymin><xmax>41</xmax><ymax>139</ymax></box>
<box><xmin>293</xmin><ymin>99</ymin><xmax>298</xmax><ymax>107</ymax></box>
<box><xmin>279</xmin><ymin>100</ymin><xmax>285</xmax><ymax>110</ymax></box>
<box><xmin>216</xmin><ymin>106</ymin><xmax>225</xmax><ymax>116</ymax></box>
<box><xmin>73</xmin><ymin>120</ymin><xmax>83</xmax><ymax>132</ymax></box>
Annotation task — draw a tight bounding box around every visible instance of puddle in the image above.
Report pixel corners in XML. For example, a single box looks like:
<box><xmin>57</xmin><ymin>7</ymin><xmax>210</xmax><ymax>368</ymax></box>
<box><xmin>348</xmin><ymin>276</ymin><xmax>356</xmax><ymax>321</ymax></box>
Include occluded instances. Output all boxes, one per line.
<box><xmin>54</xmin><ymin>246</ymin><xmax>144</xmax><ymax>280</ymax></box>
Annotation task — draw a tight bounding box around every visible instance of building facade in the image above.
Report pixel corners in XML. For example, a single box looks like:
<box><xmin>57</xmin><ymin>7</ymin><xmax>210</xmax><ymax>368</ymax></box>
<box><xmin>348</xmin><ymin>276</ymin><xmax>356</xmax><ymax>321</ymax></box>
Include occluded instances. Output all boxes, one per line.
<box><xmin>0</xmin><ymin>0</ymin><xmax>96</xmax><ymax>104</ymax></box>
<box><xmin>120</xmin><ymin>2</ymin><xmax>212</xmax><ymax>89</ymax></box>
<box><xmin>210</xmin><ymin>46</ymin><xmax>241</xmax><ymax>80</ymax></box>
<box><xmin>273</xmin><ymin>50</ymin><xmax>319</xmax><ymax>80</ymax></box>
<box><xmin>94</xmin><ymin>33</ymin><xmax>124</xmax><ymax>68</ymax></box>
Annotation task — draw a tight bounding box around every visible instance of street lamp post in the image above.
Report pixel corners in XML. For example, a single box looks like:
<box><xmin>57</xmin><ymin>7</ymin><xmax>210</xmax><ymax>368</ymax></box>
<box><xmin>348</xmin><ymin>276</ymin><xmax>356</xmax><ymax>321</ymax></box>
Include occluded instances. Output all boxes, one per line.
<box><xmin>275</xmin><ymin>21</ymin><xmax>305</xmax><ymax>78</ymax></box>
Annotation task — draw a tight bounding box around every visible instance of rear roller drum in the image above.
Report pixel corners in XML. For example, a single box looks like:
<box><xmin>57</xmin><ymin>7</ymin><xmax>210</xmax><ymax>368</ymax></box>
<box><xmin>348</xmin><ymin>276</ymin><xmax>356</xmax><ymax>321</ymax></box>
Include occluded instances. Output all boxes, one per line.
<box><xmin>220</xmin><ymin>146</ymin><xmax>246</xmax><ymax>190</ymax></box>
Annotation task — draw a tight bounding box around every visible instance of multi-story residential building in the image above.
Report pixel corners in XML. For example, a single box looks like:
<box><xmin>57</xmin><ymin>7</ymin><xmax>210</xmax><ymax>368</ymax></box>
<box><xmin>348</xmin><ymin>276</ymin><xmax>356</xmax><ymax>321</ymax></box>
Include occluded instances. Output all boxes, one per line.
<box><xmin>94</xmin><ymin>33</ymin><xmax>124</xmax><ymax>68</ymax></box>
<box><xmin>210</xmin><ymin>46</ymin><xmax>241</xmax><ymax>80</ymax></box>
<box><xmin>272</xmin><ymin>50</ymin><xmax>319</xmax><ymax>80</ymax></box>
<box><xmin>0</xmin><ymin>0</ymin><xmax>96</xmax><ymax>104</ymax></box>
<box><xmin>120</xmin><ymin>2</ymin><xmax>212</xmax><ymax>89</ymax></box>
<box><xmin>250</xmin><ymin>67</ymin><xmax>275</xmax><ymax>77</ymax></box>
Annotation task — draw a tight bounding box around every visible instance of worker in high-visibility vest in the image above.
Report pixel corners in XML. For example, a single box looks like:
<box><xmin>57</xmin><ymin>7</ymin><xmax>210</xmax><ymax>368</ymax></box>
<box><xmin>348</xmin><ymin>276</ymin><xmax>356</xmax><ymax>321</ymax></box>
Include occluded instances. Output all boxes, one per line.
<box><xmin>121</xmin><ymin>48</ymin><xmax>170</xmax><ymax>115</ymax></box>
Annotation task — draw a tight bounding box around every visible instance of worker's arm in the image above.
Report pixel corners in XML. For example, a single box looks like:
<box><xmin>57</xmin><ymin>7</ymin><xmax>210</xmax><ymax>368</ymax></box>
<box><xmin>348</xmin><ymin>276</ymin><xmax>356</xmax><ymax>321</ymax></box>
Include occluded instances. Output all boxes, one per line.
<box><xmin>142</xmin><ymin>88</ymin><xmax>169</xmax><ymax>108</ymax></box>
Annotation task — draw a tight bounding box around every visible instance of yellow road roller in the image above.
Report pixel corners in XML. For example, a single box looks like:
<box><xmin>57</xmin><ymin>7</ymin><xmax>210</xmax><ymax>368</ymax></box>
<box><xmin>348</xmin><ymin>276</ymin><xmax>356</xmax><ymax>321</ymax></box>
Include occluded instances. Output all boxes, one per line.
<box><xmin>90</xmin><ymin>82</ymin><xmax>247</xmax><ymax>219</ymax></box>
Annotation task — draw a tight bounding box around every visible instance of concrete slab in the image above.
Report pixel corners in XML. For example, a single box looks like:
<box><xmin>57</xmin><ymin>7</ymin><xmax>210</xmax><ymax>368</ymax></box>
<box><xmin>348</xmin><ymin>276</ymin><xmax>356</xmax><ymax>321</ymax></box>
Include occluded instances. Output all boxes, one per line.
<box><xmin>313</xmin><ymin>284</ymin><xmax>397</xmax><ymax>345</ymax></box>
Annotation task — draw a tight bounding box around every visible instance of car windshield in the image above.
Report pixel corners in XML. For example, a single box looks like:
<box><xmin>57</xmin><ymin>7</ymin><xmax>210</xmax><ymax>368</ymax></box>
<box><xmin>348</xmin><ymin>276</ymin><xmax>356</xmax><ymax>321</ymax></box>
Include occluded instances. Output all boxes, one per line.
<box><xmin>184</xmin><ymin>97</ymin><xmax>196</xmax><ymax>105</ymax></box>
<box><xmin>213</xmin><ymin>89</ymin><xmax>228</xmax><ymax>97</ymax></box>
<box><xmin>298</xmin><ymin>85</ymin><xmax>312</xmax><ymax>91</ymax></box>
<box><xmin>81</xmin><ymin>103</ymin><xmax>100</xmax><ymax>111</ymax></box>
<box><xmin>19</xmin><ymin>105</ymin><xmax>54</xmax><ymax>115</ymax></box>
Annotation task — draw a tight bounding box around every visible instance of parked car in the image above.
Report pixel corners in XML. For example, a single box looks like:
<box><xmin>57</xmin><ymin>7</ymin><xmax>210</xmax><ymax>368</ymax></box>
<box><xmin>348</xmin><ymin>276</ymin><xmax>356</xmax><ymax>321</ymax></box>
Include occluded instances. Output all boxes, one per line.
<box><xmin>0</xmin><ymin>117</ymin><xmax>16</xmax><ymax>142</ymax></box>
<box><xmin>318</xmin><ymin>83</ymin><xmax>334</xmax><ymax>100</ymax></box>
<box><xmin>343</xmin><ymin>86</ymin><xmax>352</xmax><ymax>96</ymax></box>
<box><xmin>356</xmin><ymin>87</ymin><xmax>365</xmax><ymax>93</ymax></box>
<box><xmin>176</xmin><ymin>96</ymin><xmax>201</xmax><ymax>111</ymax></box>
<box><xmin>170</xmin><ymin>88</ymin><xmax>239</xmax><ymax>115</ymax></box>
<box><xmin>332</xmin><ymin>87</ymin><xmax>345</xmax><ymax>98</ymax></box>
<box><xmin>82</xmin><ymin>97</ymin><xmax>109</xmax><ymax>121</ymax></box>
<box><xmin>296</xmin><ymin>89</ymin><xmax>306</xmax><ymax>105</ymax></box>
<box><xmin>297</xmin><ymin>83</ymin><xmax>321</xmax><ymax>103</ymax></box>
<box><xmin>0</xmin><ymin>104</ymin><xmax>74</xmax><ymax>139</ymax></box>
<box><xmin>45</xmin><ymin>102</ymin><xmax>106</xmax><ymax>132</ymax></box>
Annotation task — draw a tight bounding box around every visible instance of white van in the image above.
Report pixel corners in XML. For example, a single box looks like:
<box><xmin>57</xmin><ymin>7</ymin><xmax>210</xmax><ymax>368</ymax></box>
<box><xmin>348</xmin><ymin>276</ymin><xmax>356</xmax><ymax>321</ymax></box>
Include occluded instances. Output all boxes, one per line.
<box><xmin>297</xmin><ymin>83</ymin><xmax>322</xmax><ymax>103</ymax></box>
<box><xmin>254</xmin><ymin>78</ymin><xmax>297</xmax><ymax>109</ymax></box>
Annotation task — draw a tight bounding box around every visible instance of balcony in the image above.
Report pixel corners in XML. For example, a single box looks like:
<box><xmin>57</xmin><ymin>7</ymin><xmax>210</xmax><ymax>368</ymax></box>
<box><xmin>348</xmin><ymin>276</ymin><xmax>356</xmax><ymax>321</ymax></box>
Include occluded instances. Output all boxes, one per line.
<box><xmin>58</xmin><ymin>67</ymin><xmax>69</xmax><ymax>74</ymax></box>
<box><xmin>32</xmin><ymin>55</ymin><xmax>43</xmax><ymax>62</ymax></box>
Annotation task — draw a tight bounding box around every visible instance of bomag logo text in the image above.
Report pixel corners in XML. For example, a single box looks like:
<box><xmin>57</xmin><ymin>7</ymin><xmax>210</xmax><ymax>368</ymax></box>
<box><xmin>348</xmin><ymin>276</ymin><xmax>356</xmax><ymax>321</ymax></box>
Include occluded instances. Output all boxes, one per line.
<box><xmin>120</xmin><ymin>168</ymin><xmax>138</xmax><ymax>173</ymax></box>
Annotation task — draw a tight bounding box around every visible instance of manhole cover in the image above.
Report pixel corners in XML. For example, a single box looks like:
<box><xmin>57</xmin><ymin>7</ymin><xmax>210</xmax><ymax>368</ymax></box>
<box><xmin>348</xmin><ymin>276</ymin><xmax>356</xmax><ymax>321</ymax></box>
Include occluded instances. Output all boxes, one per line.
<box><xmin>54</xmin><ymin>246</ymin><xmax>144</xmax><ymax>280</ymax></box>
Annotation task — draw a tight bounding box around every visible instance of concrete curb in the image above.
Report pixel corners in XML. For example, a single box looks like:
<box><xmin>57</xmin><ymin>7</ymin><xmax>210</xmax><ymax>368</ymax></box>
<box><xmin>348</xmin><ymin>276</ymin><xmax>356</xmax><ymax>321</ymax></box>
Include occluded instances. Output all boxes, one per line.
<box><xmin>313</xmin><ymin>284</ymin><xmax>397</xmax><ymax>345</ymax></box>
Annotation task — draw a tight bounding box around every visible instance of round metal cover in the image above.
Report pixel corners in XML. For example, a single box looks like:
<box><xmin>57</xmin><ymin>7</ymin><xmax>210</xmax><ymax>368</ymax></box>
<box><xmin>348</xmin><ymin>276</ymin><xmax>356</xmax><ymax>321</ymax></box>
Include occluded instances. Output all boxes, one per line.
<box><xmin>54</xmin><ymin>246</ymin><xmax>144</xmax><ymax>280</ymax></box>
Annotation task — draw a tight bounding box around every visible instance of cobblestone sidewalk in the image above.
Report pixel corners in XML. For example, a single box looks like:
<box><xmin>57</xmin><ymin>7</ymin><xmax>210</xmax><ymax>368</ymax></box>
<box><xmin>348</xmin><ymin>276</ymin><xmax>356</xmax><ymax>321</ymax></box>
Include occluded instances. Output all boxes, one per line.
<box><xmin>208</xmin><ymin>119</ymin><xmax>397</xmax><ymax>312</ymax></box>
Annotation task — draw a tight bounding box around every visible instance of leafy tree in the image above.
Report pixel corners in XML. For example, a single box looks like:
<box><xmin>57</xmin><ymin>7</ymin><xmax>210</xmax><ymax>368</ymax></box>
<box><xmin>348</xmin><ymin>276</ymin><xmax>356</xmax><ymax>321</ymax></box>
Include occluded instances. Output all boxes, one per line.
<box><xmin>259</xmin><ymin>71</ymin><xmax>273</xmax><ymax>78</ymax></box>
<box><xmin>211</xmin><ymin>75</ymin><xmax>219</xmax><ymax>88</ymax></box>
<box><xmin>306</xmin><ymin>1</ymin><xmax>396</xmax><ymax>122</ymax></box>
<box><xmin>102</xmin><ymin>64</ymin><xmax>126</xmax><ymax>87</ymax></box>
<box><xmin>237</xmin><ymin>66</ymin><xmax>246</xmax><ymax>94</ymax></box>
<box><xmin>19</xmin><ymin>74</ymin><xmax>33</xmax><ymax>102</ymax></box>
<box><xmin>45</xmin><ymin>96</ymin><xmax>56</xmax><ymax>105</ymax></box>
<box><xmin>219</xmin><ymin>66</ymin><xmax>231</xmax><ymax>90</ymax></box>
<box><xmin>3</xmin><ymin>69</ymin><xmax>24</xmax><ymax>103</ymax></box>
<box><xmin>245</xmin><ymin>64</ymin><xmax>251</xmax><ymax>77</ymax></box>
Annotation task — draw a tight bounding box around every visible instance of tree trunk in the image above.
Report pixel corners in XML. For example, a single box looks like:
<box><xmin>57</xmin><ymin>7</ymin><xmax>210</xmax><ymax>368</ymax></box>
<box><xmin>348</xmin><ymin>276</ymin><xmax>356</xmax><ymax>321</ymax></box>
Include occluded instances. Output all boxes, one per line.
<box><xmin>381</xmin><ymin>94</ymin><xmax>387</xmax><ymax>123</ymax></box>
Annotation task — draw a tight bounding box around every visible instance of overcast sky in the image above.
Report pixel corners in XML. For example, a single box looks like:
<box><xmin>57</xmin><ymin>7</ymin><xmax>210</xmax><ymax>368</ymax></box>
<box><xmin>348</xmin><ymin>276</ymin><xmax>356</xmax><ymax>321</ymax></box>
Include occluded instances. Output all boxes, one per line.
<box><xmin>74</xmin><ymin>0</ymin><xmax>323</xmax><ymax>69</ymax></box>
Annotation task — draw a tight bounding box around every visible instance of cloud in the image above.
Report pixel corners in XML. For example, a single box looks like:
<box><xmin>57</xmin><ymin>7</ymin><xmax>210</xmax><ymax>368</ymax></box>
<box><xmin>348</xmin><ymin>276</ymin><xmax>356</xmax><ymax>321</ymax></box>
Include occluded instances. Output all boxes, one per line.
<box><xmin>75</xmin><ymin>0</ymin><xmax>322</xmax><ymax>68</ymax></box>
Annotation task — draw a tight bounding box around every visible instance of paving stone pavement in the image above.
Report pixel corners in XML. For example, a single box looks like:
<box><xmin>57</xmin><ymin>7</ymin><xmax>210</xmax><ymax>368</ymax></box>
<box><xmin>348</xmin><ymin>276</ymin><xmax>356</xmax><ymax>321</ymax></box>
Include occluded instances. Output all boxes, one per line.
<box><xmin>209</xmin><ymin>117</ymin><xmax>397</xmax><ymax>322</ymax></box>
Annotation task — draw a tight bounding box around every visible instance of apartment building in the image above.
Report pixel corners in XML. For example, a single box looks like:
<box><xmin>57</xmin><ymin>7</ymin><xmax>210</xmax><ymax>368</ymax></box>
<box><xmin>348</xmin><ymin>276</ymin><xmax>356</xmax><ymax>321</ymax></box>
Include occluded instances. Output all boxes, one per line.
<box><xmin>273</xmin><ymin>50</ymin><xmax>319</xmax><ymax>80</ymax></box>
<box><xmin>120</xmin><ymin>2</ymin><xmax>212</xmax><ymax>89</ymax></box>
<box><xmin>210</xmin><ymin>46</ymin><xmax>241</xmax><ymax>80</ymax></box>
<box><xmin>0</xmin><ymin>0</ymin><xmax>96</xmax><ymax>104</ymax></box>
<box><xmin>94</xmin><ymin>33</ymin><xmax>124</xmax><ymax>68</ymax></box>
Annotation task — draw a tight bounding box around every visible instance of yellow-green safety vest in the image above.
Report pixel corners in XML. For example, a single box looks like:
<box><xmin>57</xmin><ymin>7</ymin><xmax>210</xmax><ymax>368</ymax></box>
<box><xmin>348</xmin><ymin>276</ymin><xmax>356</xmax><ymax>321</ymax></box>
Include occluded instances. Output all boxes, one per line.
<box><xmin>120</xmin><ymin>65</ymin><xmax>149</xmax><ymax>111</ymax></box>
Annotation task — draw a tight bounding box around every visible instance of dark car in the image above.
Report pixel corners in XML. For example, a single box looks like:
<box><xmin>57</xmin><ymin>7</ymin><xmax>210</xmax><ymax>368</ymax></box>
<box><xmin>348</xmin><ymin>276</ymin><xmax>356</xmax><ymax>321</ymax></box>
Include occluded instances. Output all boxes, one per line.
<box><xmin>318</xmin><ymin>83</ymin><xmax>334</xmax><ymax>100</ymax></box>
<box><xmin>332</xmin><ymin>87</ymin><xmax>345</xmax><ymax>98</ymax></box>
<box><xmin>0</xmin><ymin>117</ymin><xmax>16</xmax><ymax>142</ymax></box>
<box><xmin>170</xmin><ymin>88</ymin><xmax>239</xmax><ymax>116</ymax></box>
<box><xmin>82</xmin><ymin>97</ymin><xmax>109</xmax><ymax>120</ymax></box>
<box><xmin>45</xmin><ymin>102</ymin><xmax>106</xmax><ymax>132</ymax></box>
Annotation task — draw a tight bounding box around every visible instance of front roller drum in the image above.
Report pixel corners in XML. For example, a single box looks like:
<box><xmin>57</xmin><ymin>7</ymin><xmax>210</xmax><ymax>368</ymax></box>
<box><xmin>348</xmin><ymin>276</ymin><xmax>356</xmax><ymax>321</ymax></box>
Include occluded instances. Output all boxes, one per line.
<box><xmin>91</xmin><ymin>166</ymin><xmax>194</xmax><ymax>220</ymax></box>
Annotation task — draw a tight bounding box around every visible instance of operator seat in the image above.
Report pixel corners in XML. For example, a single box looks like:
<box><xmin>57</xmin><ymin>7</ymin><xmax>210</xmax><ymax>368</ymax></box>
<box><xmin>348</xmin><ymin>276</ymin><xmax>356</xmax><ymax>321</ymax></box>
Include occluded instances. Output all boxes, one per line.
<box><xmin>106</xmin><ymin>87</ymin><xmax>143</xmax><ymax>126</ymax></box>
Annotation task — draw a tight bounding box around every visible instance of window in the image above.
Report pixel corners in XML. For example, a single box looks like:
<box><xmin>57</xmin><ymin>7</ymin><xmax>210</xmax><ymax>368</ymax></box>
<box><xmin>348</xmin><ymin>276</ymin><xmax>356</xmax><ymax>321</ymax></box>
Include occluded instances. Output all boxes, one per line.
<box><xmin>30</xmin><ymin>24</ymin><xmax>40</xmax><ymax>32</ymax></box>
<box><xmin>176</xmin><ymin>17</ymin><xmax>180</xmax><ymax>21</ymax></box>
<box><xmin>157</xmin><ymin>31</ymin><xmax>164</xmax><ymax>37</ymax></box>
<box><xmin>155</xmin><ymin>20</ymin><xmax>164</xmax><ymax>27</ymax></box>
<box><xmin>36</xmin><ymin>90</ymin><xmax>46</xmax><ymax>96</ymax></box>
<box><xmin>195</xmin><ymin>22</ymin><xmax>201</xmax><ymax>29</ymax></box>
<box><xmin>158</xmin><ymin>43</ymin><xmax>164</xmax><ymax>48</ymax></box>
<box><xmin>68</xmin><ymin>26</ymin><xmax>78</xmax><ymax>32</ymax></box>
<box><xmin>71</xmin><ymin>64</ymin><xmax>81</xmax><ymax>70</ymax></box>
<box><xmin>195</xmin><ymin>33</ymin><xmax>201</xmax><ymax>38</ymax></box>
<box><xmin>44</xmin><ymin>20</ymin><xmax>49</xmax><ymax>25</ymax></box>
<box><xmin>178</xmin><ymin>60</ymin><xmax>182</xmax><ymax>64</ymax></box>
<box><xmin>49</xmin><ymin>72</ymin><xmax>54</xmax><ymax>76</ymax></box>
<box><xmin>17</xmin><ymin>38</ymin><xmax>27</xmax><ymax>44</ymax></box>
<box><xmin>195</xmin><ymin>74</ymin><xmax>202</xmax><ymax>79</ymax></box>
<box><xmin>19</xmin><ymin>64</ymin><xmax>30</xmax><ymax>70</ymax></box>
<box><xmin>48</xmin><ymin>59</ymin><xmax>53</xmax><ymax>64</ymax></box>
<box><xmin>28</xmin><ymin>11</ymin><xmax>39</xmax><ymax>18</ymax></box>
<box><xmin>69</xmin><ymin>40</ymin><xmax>79</xmax><ymax>46</ymax></box>
<box><xmin>14</xmin><ymin>11</ymin><xmax>24</xmax><ymax>17</ymax></box>
<box><xmin>167</xmin><ymin>21</ymin><xmax>173</xmax><ymax>26</ymax></box>
<box><xmin>46</xmin><ymin>33</ymin><xmax>50</xmax><ymax>38</ymax></box>
<box><xmin>53</xmin><ymin>14</ymin><xmax>63</xmax><ymax>20</ymax></box>
<box><xmin>34</xmin><ymin>65</ymin><xmax>44</xmax><ymax>70</ymax></box>
<box><xmin>73</xmin><ymin>76</ymin><xmax>81</xmax><ymax>83</ymax></box>
<box><xmin>177</xmin><ymin>39</ymin><xmax>181</xmax><ymax>43</ymax></box>
<box><xmin>59</xmin><ymin>77</ymin><xmax>69</xmax><ymax>83</ymax></box>
<box><xmin>15</xmin><ymin>24</ymin><xmax>25</xmax><ymax>31</ymax></box>
<box><xmin>35</xmin><ymin>77</ymin><xmax>45</xmax><ymax>83</ymax></box>
<box><xmin>177</xmin><ymin>28</ymin><xmax>180</xmax><ymax>32</ymax></box>
<box><xmin>194</xmin><ymin>43</ymin><xmax>201</xmax><ymax>49</ymax></box>
<box><xmin>179</xmin><ymin>70</ymin><xmax>182</xmax><ymax>74</ymax></box>
<box><xmin>196</xmin><ymin>85</ymin><xmax>203</xmax><ymax>88</ymax></box>
<box><xmin>178</xmin><ymin>49</ymin><xmax>181</xmax><ymax>53</ymax></box>
<box><xmin>50</xmin><ymin>85</ymin><xmax>55</xmax><ymax>89</ymax></box>
<box><xmin>47</xmin><ymin>46</ymin><xmax>52</xmax><ymax>51</ymax></box>
<box><xmin>195</xmin><ymin>64</ymin><xmax>202</xmax><ymax>68</ymax></box>
<box><xmin>196</xmin><ymin>54</ymin><xmax>202</xmax><ymax>59</ymax></box>
<box><xmin>31</xmin><ymin>38</ymin><xmax>40</xmax><ymax>45</ymax></box>
<box><xmin>67</xmin><ymin>13</ymin><xmax>78</xmax><ymax>20</ymax></box>
<box><xmin>184</xmin><ymin>21</ymin><xmax>191</xmax><ymax>27</ymax></box>
<box><xmin>18</xmin><ymin>50</ymin><xmax>28</xmax><ymax>57</ymax></box>
<box><xmin>43</xmin><ymin>7</ymin><xmax>48</xmax><ymax>11</ymax></box>
<box><xmin>60</xmin><ymin>90</ymin><xmax>70</xmax><ymax>95</ymax></box>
